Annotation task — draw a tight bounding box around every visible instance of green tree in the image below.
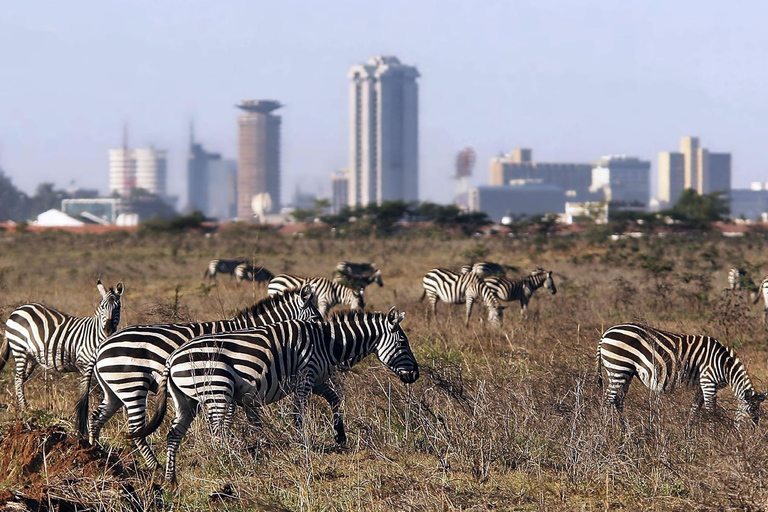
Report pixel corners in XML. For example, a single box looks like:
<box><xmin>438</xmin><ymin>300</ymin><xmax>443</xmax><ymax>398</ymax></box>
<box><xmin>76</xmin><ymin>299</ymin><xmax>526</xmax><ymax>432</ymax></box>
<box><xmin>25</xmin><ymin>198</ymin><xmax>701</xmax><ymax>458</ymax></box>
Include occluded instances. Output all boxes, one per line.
<box><xmin>664</xmin><ymin>189</ymin><xmax>729</xmax><ymax>228</ymax></box>
<box><xmin>0</xmin><ymin>169</ymin><xmax>30</xmax><ymax>221</ymax></box>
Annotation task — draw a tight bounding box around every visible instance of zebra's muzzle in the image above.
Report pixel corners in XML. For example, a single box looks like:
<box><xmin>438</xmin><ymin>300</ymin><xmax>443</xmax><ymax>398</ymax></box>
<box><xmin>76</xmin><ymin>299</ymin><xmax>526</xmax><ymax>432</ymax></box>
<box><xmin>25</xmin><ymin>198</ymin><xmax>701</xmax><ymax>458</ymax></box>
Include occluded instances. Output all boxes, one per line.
<box><xmin>398</xmin><ymin>368</ymin><xmax>419</xmax><ymax>384</ymax></box>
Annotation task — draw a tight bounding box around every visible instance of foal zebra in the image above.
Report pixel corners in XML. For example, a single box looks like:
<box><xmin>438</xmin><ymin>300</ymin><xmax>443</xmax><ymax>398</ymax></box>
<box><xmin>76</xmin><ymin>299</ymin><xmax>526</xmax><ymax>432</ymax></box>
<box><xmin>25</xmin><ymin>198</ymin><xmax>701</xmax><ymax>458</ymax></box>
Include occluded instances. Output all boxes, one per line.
<box><xmin>130</xmin><ymin>307</ymin><xmax>419</xmax><ymax>483</ymax></box>
<box><xmin>268</xmin><ymin>274</ymin><xmax>364</xmax><ymax>318</ymax></box>
<box><xmin>333</xmin><ymin>261</ymin><xmax>383</xmax><ymax>290</ymax></box>
<box><xmin>752</xmin><ymin>275</ymin><xmax>768</xmax><ymax>325</ymax></box>
<box><xmin>234</xmin><ymin>263</ymin><xmax>274</xmax><ymax>285</ymax></box>
<box><xmin>76</xmin><ymin>286</ymin><xmax>320</xmax><ymax>469</ymax></box>
<box><xmin>1</xmin><ymin>280</ymin><xmax>124</xmax><ymax>409</ymax></box>
<box><xmin>484</xmin><ymin>270</ymin><xmax>557</xmax><ymax>314</ymax></box>
<box><xmin>596</xmin><ymin>323</ymin><xmax>766</xmax><ymax>427</ymax></box>
<box><xmin>203</xmin><ymin>258</ymin><xmax>248</xmax><ymax>280</ymax></box>
<box><xmin>420</xmin><ymin>268</ymin><xmax>504</xmax><ymax>327</ymax></box>
<box><xmin>460</xmin><ymin>261</ymin><xmax>507</xmax><ymax>278</ymax></box>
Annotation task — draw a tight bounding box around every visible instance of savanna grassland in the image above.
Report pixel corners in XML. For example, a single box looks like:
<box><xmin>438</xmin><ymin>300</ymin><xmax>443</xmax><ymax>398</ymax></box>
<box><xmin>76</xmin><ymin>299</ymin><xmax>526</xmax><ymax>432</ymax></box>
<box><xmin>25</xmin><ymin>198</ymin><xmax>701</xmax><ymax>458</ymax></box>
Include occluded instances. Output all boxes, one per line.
<box><xmin>2</xmin><ymin>225</ymin><xmax>768</xmax><ymax>511</ymax></box>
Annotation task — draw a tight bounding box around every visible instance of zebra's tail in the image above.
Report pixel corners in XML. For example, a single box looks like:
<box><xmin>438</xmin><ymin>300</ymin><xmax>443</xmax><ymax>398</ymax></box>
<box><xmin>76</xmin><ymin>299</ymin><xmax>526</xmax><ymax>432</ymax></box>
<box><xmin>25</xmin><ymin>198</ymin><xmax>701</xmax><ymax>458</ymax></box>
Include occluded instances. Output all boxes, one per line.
<box><xmin>418</xmin><ymin>289</ymin><xmax>426</xmax><ymax>302</ymax></box>
<box><xmin>127</xmin><ymin>364</ymin><xmax>170</xmax><ymax>440</ymax></box>
<box><xmin>595</xmin><ymin>340</ymin><xmax>604</xmax><ymax>389</ymax></box>
<box><xmin>0</xmin><ymin>333</ymin><xmax>9</xmax><ymax>373</ymax></box>
<box><xmin>203</xmin><ymin>268</ymin><xmax>210</xmax><ymax>279</ymax></box>
<box><xmin>75</xmin><ymin>359</ymin><xmax>95</xmax><ymax>437</ymax></box>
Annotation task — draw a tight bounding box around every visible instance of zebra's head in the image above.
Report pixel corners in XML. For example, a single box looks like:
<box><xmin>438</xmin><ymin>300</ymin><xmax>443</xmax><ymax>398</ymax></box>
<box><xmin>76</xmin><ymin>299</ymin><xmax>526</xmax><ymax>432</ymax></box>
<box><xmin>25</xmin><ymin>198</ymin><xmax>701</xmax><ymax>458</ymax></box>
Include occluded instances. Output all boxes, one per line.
<box><xmin>96</xmin><ymin>280</ymin><xmax>124</xmax><ymax>337</ymax></box>
<box><xmin>297</xmin><ymin>284</ymin><xmax>323</xmax><ymax>322</ymax></box>
<box><xmin>349</xmin><ymin>288</ymin><xmax>365</xmax><ymax>310</ymax></box>
<box><xmin>739</xmin><ymin>389</ymin><xmax>767</xmax><ymax>427</ymax></box>
<box><xmin>374</xmin><ymin>306</ymin><xmax>419</xmax><ymax>384</ymax></box>
<box><xmin>544</xmin><ymin>271</ymin><xmax>557</xmax><ymax>295</ymax></box>
<box><xmin>372</xmin><ymin>269</ymin><xmax>384</xmax><ymax>287</ymax></box>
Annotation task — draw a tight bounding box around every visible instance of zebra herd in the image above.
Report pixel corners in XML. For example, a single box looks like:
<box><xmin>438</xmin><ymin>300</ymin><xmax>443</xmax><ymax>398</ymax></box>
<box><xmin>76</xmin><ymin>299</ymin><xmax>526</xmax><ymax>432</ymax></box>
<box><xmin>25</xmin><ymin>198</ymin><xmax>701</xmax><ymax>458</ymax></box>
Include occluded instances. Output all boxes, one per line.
<box><xmin>0</xmin><ymin>260</ymin><xmax>766</xmax><ymax>484</ymax></box>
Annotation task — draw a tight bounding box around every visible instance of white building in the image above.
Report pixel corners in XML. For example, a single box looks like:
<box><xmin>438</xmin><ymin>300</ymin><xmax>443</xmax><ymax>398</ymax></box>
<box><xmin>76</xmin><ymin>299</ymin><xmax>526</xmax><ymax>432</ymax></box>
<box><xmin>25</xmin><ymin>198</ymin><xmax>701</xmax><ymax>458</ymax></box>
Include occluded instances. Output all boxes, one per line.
<box><xmin>348</xmin><ymin>56</ymin><xmax>419</xmax><ymax>206</ymax></box>
<box><xmin>108</xmin><ymin>149</ymin><xmax>136</xmax><ymax>197</ymax></box>
<box><xmin>134</xmin><ymin>148</ymin><xmax>167</xmax><ymax>197</ymax></box>
<box><xmin>590</xmin><ymin>155</ymin><xmax>651</xmax><ymax>212</ymax></box>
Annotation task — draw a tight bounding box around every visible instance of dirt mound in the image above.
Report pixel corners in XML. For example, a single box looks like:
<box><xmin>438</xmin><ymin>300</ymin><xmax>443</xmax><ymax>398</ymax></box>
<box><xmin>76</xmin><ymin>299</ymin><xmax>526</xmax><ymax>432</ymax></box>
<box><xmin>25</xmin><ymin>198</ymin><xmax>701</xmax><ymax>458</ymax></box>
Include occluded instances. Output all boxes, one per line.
<box><xmin>0</xmin><ymin>420</ymin><xmax>156</xmax><ymax>511</ymax></box>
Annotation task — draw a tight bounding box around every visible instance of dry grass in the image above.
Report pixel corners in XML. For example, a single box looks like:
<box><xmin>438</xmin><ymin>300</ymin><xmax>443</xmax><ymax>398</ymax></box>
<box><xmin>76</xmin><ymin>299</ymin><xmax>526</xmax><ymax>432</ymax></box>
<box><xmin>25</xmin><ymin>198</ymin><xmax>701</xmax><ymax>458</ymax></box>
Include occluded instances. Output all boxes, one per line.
<box><xmin>1</xmin><ymin>228</ymin><xmax>768</xmax><ymax>510</ymax></box>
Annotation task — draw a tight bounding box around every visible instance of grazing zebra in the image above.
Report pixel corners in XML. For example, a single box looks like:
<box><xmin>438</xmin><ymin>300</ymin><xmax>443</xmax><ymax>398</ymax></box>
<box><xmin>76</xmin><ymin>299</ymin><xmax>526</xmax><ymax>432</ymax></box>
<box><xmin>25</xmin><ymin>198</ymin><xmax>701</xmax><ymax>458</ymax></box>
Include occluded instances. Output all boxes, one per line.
<box><xmin>268</xmin><ymin>274</ymin><xmax>364</xmax><ymax>318</ymax></box>
<box><xmin>596</xmin><ymin>323</ymin><xmax>766</xmax><ymax>427</ymax></box>
<box><xmin>752</xmin><ymin>276</ymin><xmax>768</xmax><ymax>325</ymax></box>
<box><xmin>1</xmin><ymin>280</ymin><xmax>124</xmax><ymax>409</ymax></box>
<box><xmin>234</xmin><ymin>263</ymin><xmax>274</xmax><ymax>285</ymax></box>
<box><xmin>728</xmin><ymin>268</ymin><xmax>748</xmax><ymax>291</ymax></box>
<box><xmin>203</xmin><ymin>258</ymin><xmax>248</xmax><ymax>281</ymax></box>
<box><xmin>76</xmin><ymin>286</ymin><xmax>320</xmax><ymax>469</ymax></box>
<box><xmin>459</xmin><ymin>261</ymin><xmax>507</xmax><ymax>278</ymax></box>
<box><xmin>129</xmin><ymin>307</ymin><xmax>419</xmax><ymax>483</ymax></box>
<box><xmin>333</xmin><ymin>261</ymin><xmax>383</xmax><ymax>289</ymax></box>
<box><xmin>420</xmin><ymin>268</ymin><xmax>504</xmax><ymax>327</ymax></box>
<box><xmin>483</xmin><ymin>270</ymin><xmax>557</xmax><ymax>314</ymax></box>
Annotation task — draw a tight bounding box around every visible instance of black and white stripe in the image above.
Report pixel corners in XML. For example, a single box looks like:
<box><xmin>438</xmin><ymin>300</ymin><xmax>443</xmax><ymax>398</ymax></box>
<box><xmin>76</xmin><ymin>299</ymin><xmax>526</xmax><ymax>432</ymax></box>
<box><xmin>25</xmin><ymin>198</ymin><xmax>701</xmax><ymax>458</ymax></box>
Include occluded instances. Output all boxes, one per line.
<box><xmin>203</xmin><ymin>258</ymin><xmax>249</xmax><ymax>280</ymax></box>
<box><xmin>421</xmin><ymin>268</ymin><xmax>504</xmax><ymax>327</ymax></box>
<box><xmin>752</xmin><ymin>275</ymin><xmax>768</xmax><ymax>325</ymax></box>
<box><xmin>333</xmin><ymin>261</ymin><xmax>383</xmax><ymax>290</ymax></box>
<box><xmin>234</xmin><ymin>263</ymin><xmax>274</xmax><ymax>285</ymax></box>
<box><xmin>76</xmin><ymin>285</ymin><xmax>319</xmax><ymax>469</ymax></box>
<box><xmin>728</xmin><ymin>268</ymin><xmax>748</xmax><ymax>291</ymax></box>
<box><xmin>483</xmin><ymin>270</ymin><xmax>557</xmax><ymax>314</ymax></box>
<box><xmin>268</xmin><ymin>274</ymin><xmax>364</xmax><ymax>318</ymax></box>
<box><xmin>1</xmin><ymin>280</ymin><xmax>124</xmax><ymax>409</ymax></box>
<box><xmin>459</xmin><ymin>261</ymin><xmax>507</xmax><ymax>278</ymax></box>
<box><xmin>596</xmin><ymin>323</ymin><xmax>766</xmax><ymax>427</ymax></box>
<box><xmin>130</xmin><ymin>307</ymin><xmax>418</xmax><ymax>482</ymax></box>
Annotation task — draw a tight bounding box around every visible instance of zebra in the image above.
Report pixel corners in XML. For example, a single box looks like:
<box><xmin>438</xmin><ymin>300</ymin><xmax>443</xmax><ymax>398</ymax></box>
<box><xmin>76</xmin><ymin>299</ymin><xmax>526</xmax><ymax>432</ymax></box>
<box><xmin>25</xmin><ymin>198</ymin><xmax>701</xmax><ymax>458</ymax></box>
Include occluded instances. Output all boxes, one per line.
<box><xmin>334</xmin><ymin>261</ymin><xmax>377</xmax><ymax>277</ymax></box>
<box><xmin>129</xmin><ymin>307</ymin><xmax>419</xmax><ymax>483</ymax></box>
<box><xmin>1</xmin><ymin>280</ymin><xmax>124</xmax><ymax>409</ymax></box>
<box><xmin>459</xmin><ymin>261</ymin><xmax>507</xmax><ymax>278</ymax></box>
<box><xmin>420</xmin><ymin>268</ymin><xmax>504</xmax><ymax>327</ymax></box>
<box><xmin>76</xmin><ymin>285</ymin><xmax>320</xmax><ymax>470</ymax></box>
<box><xmin>234</xmin><ymin>263</ymin><xmax>274</xmax><ymax>285</ymax></box>
<box><xmin>268</xmin><ymin>274</ymin><xmax>364</xmax><ymax>318</ymax></box>
<box><xmin>596</xmin><ymin>322</ymin><xmax>766</xmax><ymax>427</ymax></box>
<box><xmin>751</xmin><ymin>275</ymin><xmax>768</xmax><ymax>325</ymax></box>
<box><xmin>333</xmin><ymin>261</ymin><xmax>383</xmax><ymax>290</ymax></box>
<box><xmin>203</xmin><ymin>258</ymin><xmax>249</xmax><ymax>281</ymax></box>
<box><xmin>483</xmin><ymin>269</ymin><xmax>557</xmax><ymax>315</ymax></box>
<box><xmin>727</xmin><ymin>268</ymin><xmax>748</xmax><ymax>291</ymax></box>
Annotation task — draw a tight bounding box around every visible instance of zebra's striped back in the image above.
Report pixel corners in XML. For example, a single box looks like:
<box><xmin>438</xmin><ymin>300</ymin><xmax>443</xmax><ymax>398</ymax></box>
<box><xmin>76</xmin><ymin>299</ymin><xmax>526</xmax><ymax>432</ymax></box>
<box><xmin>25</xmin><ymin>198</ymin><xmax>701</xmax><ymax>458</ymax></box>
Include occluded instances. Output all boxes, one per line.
<box><xmin>728</xmin><ymin>268</ymin><xmax>748</xmax><ymax>290</ymax></box>
<box><xmin>484</xmin><ymin>270</ymin><xmax>556</xmax><ymax>313</ymax></box>
<box><xmin>460</xmin><ymin>261</ymin><xmax>507</xmax><ymax>278</ymax></box>
<box><xmin>234</xmin><ymin>263</ymin><xmax>274</xmax><ymax>284</ymax></box>
<box><xmin>422</xmin><ymin>268</ymin><xmax>503</xmax><ymax>327</ymax></box>
<box><xmin>204</xmin><ymin>258</ymin><xmax>248</xmax><ymax>279</ymax></box>
<box><xmin>80</xmin><ymin>285</ymin><xmax>319</xmax><ymax>468</ymax></box>
<box><xmin>137</xmin><ymin>307</ymin><xmax>417</xmax><ymax>482</ymax></box>
<box><xmin>596</xmin><ymin>323</ymin><xmax>766</xmax><ymax>426</ymax></box>
<box><xmin>269</xmin><ymin>274</ymin><xmax>364</xmax><ymax>317</ymax></box>
<box><xmin>2</xmin><ymin>280</ymin><xmax>124</xmax><ymax>408</ymax></box>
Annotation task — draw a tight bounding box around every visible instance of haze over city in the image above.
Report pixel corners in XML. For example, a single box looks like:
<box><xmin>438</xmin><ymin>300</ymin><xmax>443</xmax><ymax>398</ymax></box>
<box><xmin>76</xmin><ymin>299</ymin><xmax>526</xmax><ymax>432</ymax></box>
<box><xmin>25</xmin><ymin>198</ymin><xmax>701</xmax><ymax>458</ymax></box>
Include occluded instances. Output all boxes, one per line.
<box><xmin>2</xmin><ymin>1</ymin><xmax>768</xmax><ymax>206</ymax></box>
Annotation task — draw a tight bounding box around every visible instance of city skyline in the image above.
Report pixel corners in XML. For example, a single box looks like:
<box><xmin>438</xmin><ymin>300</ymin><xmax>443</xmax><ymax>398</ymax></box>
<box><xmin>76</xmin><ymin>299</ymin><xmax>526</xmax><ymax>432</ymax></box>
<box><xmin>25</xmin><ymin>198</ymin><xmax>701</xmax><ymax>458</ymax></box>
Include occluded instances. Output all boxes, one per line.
<box><xmin>3</xmin><ymin>2</ymin><xmax>768</xmax><ymax>206</ymax></box>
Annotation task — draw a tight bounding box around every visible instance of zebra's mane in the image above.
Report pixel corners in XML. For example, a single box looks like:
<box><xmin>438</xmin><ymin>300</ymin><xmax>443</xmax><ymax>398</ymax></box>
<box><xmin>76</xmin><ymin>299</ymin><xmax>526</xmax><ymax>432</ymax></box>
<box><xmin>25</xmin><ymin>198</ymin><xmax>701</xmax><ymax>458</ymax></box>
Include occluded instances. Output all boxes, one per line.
<box><xmin>326</xmin><ymin>308</ymin><xmax>386</xmax><ymax>323</ymax></box>
<box><xmin>232</xmin><ymin>289</ymin><xmax>305</xmax><ymax>321</ymax></box>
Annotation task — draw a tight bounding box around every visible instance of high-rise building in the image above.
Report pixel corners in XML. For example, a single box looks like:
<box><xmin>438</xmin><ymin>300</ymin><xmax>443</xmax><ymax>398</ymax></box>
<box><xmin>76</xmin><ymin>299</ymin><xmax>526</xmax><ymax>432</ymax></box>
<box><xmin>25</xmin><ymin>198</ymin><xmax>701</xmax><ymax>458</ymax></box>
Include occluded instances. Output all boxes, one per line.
<box><xmin>348</xmin><ymin>56</ymin><xmax>419</xmax><ymax>206</ymax></box>
<box><xmin>489</xmin><ymin>149</ymin><xmax>594</xmax><ymax>201</ymax></box>
<box><xmin>331</xmin><ymin>169</ymin><xmax>350</xmax><ymax>214</ymax></box>
<box><xmin>590</xmin><ymin>155</ymin><xmax>651</xmax><ymax>212</ymax></box>
<box><xmin>658</xmin><ymin>136</ymin><xmax>731</xmax><ymax>205</ymax></box>
<box><xmin>134</xmin><ymin>148</ymin><xmax>167</xmax><ymax>197</ymax></box>
<box><xmin>236</xmin><ymin>100</ymin><xmax>282</xmax><ymax>219</ymax></box>
<box><xmin>108</xmin><ymin>149</ymin><xmax>136</xmax><ymax>197</ymax></box>
<box><xmin>657</xmin><ymin>152</ymin><xmax>685</xmax><ymax>205</ymax></box>
<box><xmin>187</xmin><ymin>128</ymin><xmax>237</xmax><ymax>220</ymax></box>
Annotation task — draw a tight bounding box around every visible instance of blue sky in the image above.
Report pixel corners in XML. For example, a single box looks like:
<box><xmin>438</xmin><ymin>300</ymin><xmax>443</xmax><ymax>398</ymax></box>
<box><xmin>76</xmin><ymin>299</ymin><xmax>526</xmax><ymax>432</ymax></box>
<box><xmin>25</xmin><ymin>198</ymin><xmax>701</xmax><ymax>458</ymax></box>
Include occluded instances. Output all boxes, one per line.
<box><xmin>2</xmin><ymin>1</ymin><xmax>767</xmax><ymax>206</ymax></box>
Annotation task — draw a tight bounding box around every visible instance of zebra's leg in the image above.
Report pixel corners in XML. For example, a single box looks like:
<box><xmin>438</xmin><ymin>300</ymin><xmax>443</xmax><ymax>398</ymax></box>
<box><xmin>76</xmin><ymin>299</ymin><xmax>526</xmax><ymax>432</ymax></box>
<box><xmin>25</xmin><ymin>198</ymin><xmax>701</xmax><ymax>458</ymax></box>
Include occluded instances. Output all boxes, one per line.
<box><xmin>13</xmin><ymin>355</ymin><xmax>35</xmax><ymax>409</ymax></box>
<box><xmin>88</xmin><ymin>387</ymin><xmax>123</xmax><ymax>445</ymax></box>
<box><xmin>126</xmin><ymin>394</ymin><xmax>162</xmax><ymax>470</ymax></box>
<box><xmin>763</xmin><ymin>306</ymin><xmax>768</xmax><ymax>328</ymax></box>
<box><xmin>699</xmin><ymin>377</ymin><xmax>718</xmax><ymax>414</ymax></box>
<box><xmin>292</xmin><ymin>378</ymin><xmax>314</xmax><ymax>440</ymax></box>
<box><xmin>312</xmin><ymin>382</ymin><xmax>346</xmax><ymax>444</ymax></box>
<box><xmin>165</xmin><ymin>384</ymin><xmax>198</xmax><ymax>484</ymax></box>
<box><xmin>604</xmin><ymin>371</ymin><xmax>632</xmax><ymax>416</ymax></box>
<box><xmin>465</xmin><ymin>298</ymin><xmax>474</xmax><ymax>327</ymax></box>
<box><xmin>690</xmin><ymin>387</ymin><xmax>704</xmax><ymax>414</ymax></box>
<box><xmin>241</xmin><ymin>393</ymin><xmax>263</xmax><ymax>428</ymax></box>
<box><xmin>520</xmin><ymin>298</ymin><xmax>528</xmax><ymax>316</ymax></box>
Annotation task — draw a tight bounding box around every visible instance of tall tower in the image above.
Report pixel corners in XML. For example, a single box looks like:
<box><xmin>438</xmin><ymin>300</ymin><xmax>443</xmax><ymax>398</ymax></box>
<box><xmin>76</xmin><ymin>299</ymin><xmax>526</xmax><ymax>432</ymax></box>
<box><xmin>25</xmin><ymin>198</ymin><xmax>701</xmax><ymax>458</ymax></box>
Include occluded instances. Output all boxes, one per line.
<box><xmin>134</xmin><ymin>148</ymin><xmax>167</xmax><ymax>197</ymax></box>
<box><xmin>236</xmin><ymin>100</ymin><xmax>282</xmax><ymax>219</ymax></box>
<box><xmin>348</xmin><ymin>56</ymin><xmax>419</xmax><ymax>207</ymax></box>
<box><xmin>679</xmin><ymin>136</ymin><xmax>699</xmax><ymax>192</ymax></box>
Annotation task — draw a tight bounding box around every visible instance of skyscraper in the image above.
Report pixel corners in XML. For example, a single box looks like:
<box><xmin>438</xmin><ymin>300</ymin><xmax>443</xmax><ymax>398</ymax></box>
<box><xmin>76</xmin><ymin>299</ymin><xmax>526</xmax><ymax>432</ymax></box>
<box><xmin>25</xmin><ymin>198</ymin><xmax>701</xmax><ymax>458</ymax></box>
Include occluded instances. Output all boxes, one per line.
<box><xmin>134</xmin><ymin>148</ymin><xmax>167</xmax><ymax>197</ymax></box>
<box><xmin>657</xmin><ymin>151</ymin><xmax>685</xmax><ymax>205</ymax></box>
<box><xmin>236</xmin><ymin>100</ymin><xmax>282</xmax><ymax>219</ymax></box>
<box><xmin>348</xmin><ymin>56</ymin><xmax>419</xmax><ymax>207</ymax></box>
<box><xmin>331</xmin><ymin>169</ymin><xmax>350</xmax><ymax>214</ymax></box>
<box><xmin>679</xmin><ymin>136</ymin><xmax>699</xmax><ymax>191</ymax></box>
<box><xmin>658</xmin><ymin>136</ymin><xmax>731</xmax><ymax>206</ymax></box>
<box><xmin>187</xmin><ymin>128</ymin><xmax>237</xmax><ymax>220</ymax></box>
<box><xmin>108</xmin><ymin>148</ymin><xmax>136</xmax><ymax>197</ymax></box>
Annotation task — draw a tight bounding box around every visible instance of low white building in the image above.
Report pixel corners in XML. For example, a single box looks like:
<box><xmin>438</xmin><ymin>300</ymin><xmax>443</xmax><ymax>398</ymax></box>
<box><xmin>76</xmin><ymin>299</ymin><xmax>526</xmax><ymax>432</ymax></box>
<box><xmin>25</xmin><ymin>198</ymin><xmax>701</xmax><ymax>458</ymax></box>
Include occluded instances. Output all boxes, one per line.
<box><xmin>34</xmin><ymin>209</ymin><xmax>84</xmax><ymax>227</ymax></box>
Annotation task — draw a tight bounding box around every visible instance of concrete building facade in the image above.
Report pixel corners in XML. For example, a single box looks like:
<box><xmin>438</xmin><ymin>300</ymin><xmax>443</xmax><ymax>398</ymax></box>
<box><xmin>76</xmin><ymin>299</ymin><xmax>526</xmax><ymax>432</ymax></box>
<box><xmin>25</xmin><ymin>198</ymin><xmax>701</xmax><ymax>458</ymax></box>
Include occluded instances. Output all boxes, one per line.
<box><xmin>658</xmin><ymin>136</ymin><xmax>731</xmax><ymax>206</ymax></box>
<box><xmin>730</xmin><ymin>183</ymin><xmax>768</xmax><ymax>221</ymax></box>
<box><xmin>489</xmin><ymin>149</ymin><xmax>593</xmax><ymax>201</ymax></box>
<box><xmin>108</xmin><ymin>149</ymin><xmax>136</xmax><ymax>197</ymax></box>
<box><xmin>469</xmin><ymin>180</ymin><xmax>566</xmax><ymax>223</ymax></box>
<box><xmin>657</xmin><ymin>152</ymin><xmax>685</xmax><ymax>205</ymax></box>
<box><xmin>590</xmin><ymin>155</ymin><xmax>651</xmax><ymax>212</ymax></box>
<box><xmin>237</xmin><ymin>100</ymin><xmax>282</xmax><ymax>219</ymax></box>
<box><xmin>134</xmin><ymin>148</ymin><xmax>167</xmax><ymax>197</ymax></box>
<box><xmin>348</xmin><ymin>56</ymin><xmax>419</xmax><ymax>206</ymax></box>
<box><xmin>331</xmin><ymin>169</ymin><xmax>350</xmax><ymax>214</ymax></box>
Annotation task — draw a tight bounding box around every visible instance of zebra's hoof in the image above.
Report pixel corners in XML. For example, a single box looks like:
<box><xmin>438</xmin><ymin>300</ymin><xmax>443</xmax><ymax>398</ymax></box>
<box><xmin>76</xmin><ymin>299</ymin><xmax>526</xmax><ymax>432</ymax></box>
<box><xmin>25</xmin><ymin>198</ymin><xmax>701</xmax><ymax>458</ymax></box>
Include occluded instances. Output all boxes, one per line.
<box><xmin>335</xmin><ymin>432</ymin><xmax>347</xmax><ymax>445</ymax></box>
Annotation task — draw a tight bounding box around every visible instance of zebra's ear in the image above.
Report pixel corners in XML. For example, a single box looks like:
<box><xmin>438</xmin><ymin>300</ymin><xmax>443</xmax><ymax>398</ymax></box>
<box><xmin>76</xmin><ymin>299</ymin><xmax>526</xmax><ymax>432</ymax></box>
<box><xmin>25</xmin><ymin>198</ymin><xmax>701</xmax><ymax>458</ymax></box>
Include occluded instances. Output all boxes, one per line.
<box><xmin>397</xmin><ymin>311</ymin><xmax>406</xmax><ymax>324</ymax></box>
<box><xmin>97</xmin><ymin>280</ymin><xmax>107</xmax><ymax>297</ymax></box>
<box><xmin>116</xmin><ymin>282</ymin><xmax>125</xmax><ymax>295</ymax></box>
<box><xmin>387</xmin><ymin>306</ymin><xmax>398</xmax><ymax>324</ymax></box>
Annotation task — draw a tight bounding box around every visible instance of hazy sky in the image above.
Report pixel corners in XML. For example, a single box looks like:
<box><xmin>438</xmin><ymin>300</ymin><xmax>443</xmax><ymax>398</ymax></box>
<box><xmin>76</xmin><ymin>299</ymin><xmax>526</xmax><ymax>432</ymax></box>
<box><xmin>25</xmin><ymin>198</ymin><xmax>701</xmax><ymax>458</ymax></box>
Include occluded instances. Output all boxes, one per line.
<box><xmin>2</xmin><ymin>1</ymin><xmax>768</xmax><ymax>206</ymax></box>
